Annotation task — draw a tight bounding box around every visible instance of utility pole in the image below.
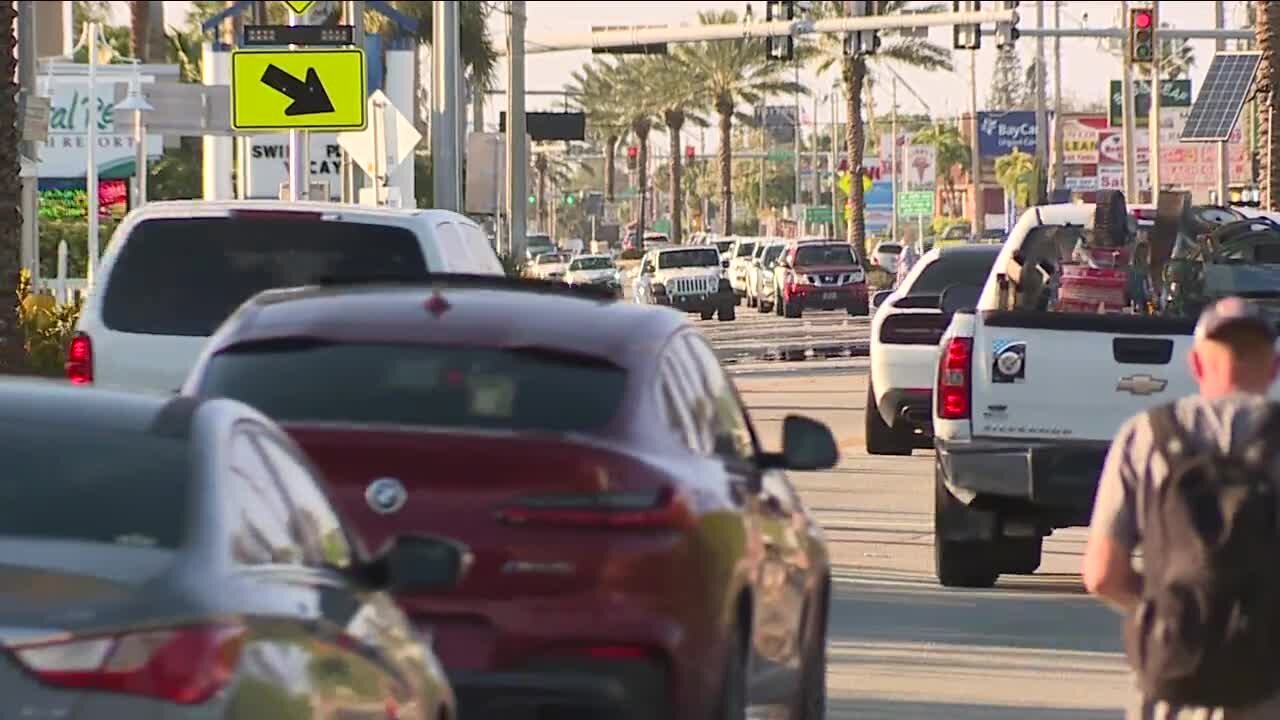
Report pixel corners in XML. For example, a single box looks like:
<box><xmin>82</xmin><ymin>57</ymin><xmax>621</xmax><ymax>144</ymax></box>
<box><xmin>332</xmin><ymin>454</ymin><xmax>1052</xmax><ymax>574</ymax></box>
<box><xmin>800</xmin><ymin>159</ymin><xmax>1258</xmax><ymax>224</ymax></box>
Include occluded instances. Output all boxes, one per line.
<box><xmin>432</xmin><ymin>0</ymin><xmax>462</xmax><ymax>211</ymax></box>
<box><xmin>287</xmin><ymin>7</ymin><xmax>305</xmax><ymax>200</ymax></box>
<box><xmin>1120</xmin><ymin>0</ymin><xmax>1138</xmax><ymax>199</ymax></box>
<box><xmin>1051</xmin><ymin>0</ymin><xmax>1064</xmax><ymax>192</ymax></box>
<box><xmin>793</xmin><ymin>63</ymin><xmax>802</xmax><ymax>209</ymax></box>
<box><xmin>812</xmin><ymin>92</ymin><xmax>820</xmax><ymax>209</ymax></box>
<box><xmin>1214</xmin><ymin>0</ymin><xmax>1229</xmax><ymax>205</ymax></box>
<box><xmin>506</xmin><ymin>1</ymin><xmax>528</xmax><ymax>260</ymax></box>
<box><xmin>969</xmin><ymin>51</ymin><xmax>984</xmax><ymax>234</ymax></box>
<box><xmin>759</xmin><ymin>103</ymin><xmax>767</xmax><ymax>223</ymax></box>
<box><xmin>1147</xmin><ymin>1</ymin><xmax>1161</xmax><ymax>199</ymax></box>
<box><xmin>18</xmin><ymin>0</ymin><xmax>36</xmax><ymax>275</ymax></box>
<box><xmin>890</xmin><ymin>77</ymin><xmax>898</xmax><ymax>243</ymax></box>
<box><xmin>1034</xmin><ymin>0</ymin><xmax>1047</xmax><ymax>204</ymax></box>
<box><xmin>830</xmin><ymin>87</ymin><xmax>840</xmax><ymax>238</ymax></box>
<box><xmin>342</xmin><ymin>0</ymin><xmax>365</xmax><ymax>203</ymax></box>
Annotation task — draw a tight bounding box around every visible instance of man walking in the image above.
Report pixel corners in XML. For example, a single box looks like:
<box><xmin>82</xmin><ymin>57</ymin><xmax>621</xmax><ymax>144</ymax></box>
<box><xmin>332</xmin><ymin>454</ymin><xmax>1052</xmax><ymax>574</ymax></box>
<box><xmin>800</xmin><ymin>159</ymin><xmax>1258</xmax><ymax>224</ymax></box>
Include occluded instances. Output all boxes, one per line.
<box><xmin>1084</xmin><ymin>297</ymin><xmax>1280</xmax><ymax>719</ymax></box>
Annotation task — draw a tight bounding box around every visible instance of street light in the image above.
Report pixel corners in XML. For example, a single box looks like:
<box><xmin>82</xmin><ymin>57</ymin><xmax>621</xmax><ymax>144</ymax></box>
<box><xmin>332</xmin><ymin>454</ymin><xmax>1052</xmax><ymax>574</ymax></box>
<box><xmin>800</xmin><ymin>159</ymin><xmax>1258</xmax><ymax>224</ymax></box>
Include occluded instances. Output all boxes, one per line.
<box><xmin>68</xmin><ymin>21</ymin><xmax>115</xmax><ymax>289</ymax></box>
<box><xmin>114</xmin><ymin>61</ymin><xmax>153</xmax><ymax>208</ymax></box>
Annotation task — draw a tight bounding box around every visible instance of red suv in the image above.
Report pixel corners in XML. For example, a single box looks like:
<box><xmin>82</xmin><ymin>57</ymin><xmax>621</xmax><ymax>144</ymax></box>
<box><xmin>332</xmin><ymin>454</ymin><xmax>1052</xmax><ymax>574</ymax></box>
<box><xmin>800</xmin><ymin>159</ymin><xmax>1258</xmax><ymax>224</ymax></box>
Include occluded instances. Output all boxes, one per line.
<box><xmin>183</xmin><ymin>276</ymin><xmax>838</xmax><ymax>720</ymax></box>
<box><xmin>775</xmin><ymin>240</ymin><xmax>869</xmax><ymax>318</ymax></box>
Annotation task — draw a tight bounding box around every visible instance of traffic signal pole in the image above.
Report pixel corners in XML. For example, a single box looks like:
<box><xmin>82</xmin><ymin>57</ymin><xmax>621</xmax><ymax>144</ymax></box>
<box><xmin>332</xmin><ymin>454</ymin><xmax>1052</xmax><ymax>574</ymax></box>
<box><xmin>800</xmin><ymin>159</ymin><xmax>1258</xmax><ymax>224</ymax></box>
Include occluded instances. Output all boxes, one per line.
<box><xmin>1120</xmin><ymin>0</ymin><xmax>1138</xmax><ymax>199</ymax></box>
<box><xmin>1148</xmin><ymin>2</ymin><xmax>1161</xmax><ymax>197</ymax></box>
<box><xmin>1214</xmin><ymin>0</ymin><xmax>1229</xmax><ymax>206</ymax></box>
<box><xmin>517</xmin><ymin>8</ymin><xmax>1019</xmax><ymax>54</ymax></box>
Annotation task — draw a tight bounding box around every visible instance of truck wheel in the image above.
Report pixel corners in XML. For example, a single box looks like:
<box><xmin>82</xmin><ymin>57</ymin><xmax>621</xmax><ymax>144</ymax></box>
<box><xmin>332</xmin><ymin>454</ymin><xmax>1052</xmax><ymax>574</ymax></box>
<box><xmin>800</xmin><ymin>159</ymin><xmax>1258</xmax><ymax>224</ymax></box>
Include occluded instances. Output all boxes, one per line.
<box><xmin>701</xmin><ymin>309</ymin><xmax>716</xmax><ymax>321</ymax></box>
<box><xmin>747</xmin><ymin>292</ymin><xmax>757</xmax><ymax>308</ymax></box>
<box><xmin>757</xmin><ymin>296</ymin><xmax>770</xmax><ymax>313</ymax></box>
<box><xmin>934</xmin><ymin>469</ymin><xmax>999</xmax><ymax>589</ymax></box>
<box><xmin>718</xmin><ymin>303</ymin><xmax>736</xmax><ymax>322</ymax></box>
<box><xmin>865</xmin><ymin>382</ymin><xmax>911</xmax><ymax>456</ymax></box>
<box><xmin>1001</xmin><ymin>538</ymin><xmax>1043</xmax><ymax>575</ymax></box>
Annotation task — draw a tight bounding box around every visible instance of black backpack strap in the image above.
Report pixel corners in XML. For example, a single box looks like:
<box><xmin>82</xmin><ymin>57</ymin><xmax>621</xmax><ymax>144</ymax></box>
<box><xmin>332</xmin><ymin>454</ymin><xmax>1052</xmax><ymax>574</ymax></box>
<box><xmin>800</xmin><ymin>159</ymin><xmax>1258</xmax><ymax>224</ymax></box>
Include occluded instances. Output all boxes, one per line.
<box><xmin>1245</xmin><ymin>401</ymin><xmax>1280</xmax><ymax>467</ymax></box>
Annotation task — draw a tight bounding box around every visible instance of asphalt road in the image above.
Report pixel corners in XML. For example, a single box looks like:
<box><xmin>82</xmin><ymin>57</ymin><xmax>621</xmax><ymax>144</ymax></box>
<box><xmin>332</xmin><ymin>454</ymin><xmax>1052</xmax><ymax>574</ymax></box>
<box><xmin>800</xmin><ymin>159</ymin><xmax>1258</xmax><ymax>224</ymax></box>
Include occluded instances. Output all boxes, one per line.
<box><xmin>696</xmin><ymin>311</ymin><xmax>1133</xmax><ymax>720</ymax></box>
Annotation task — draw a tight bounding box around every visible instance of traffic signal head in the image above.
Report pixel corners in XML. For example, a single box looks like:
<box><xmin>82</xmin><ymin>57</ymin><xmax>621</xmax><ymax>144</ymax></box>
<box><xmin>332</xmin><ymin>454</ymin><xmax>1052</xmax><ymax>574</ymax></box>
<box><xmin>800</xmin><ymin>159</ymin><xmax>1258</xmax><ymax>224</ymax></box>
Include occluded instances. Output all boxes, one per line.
<box><xmin>1130</xmin><ymin>8</ymin><xmax>1154</xmax><ymax>63</ymax></box>
<box><xmin>765</xmin><ymin>0</ymin><xmax>796</xmax><ymax>61</ymax></box>
<box><xmin>952</xmin><ymin>0</ymin><xmax>982</xmax><ymax>51</ymax></box>
<box><xmin>685</xmin><ymin>145</ymin><xmax>696</xmax><ymax>160</ymax></box>
<box><xmin>527</xmin><ymin>194</ymin><xmax>536</xmax><ymax>205</ymax></box>
<box><xmin>996</xmin><ymin>0</ymin><xmax>1020</xmax><ymax>48</ymax></box>
<box><xmin>626</xmin><ymin>146</ymin><xmax>638</xmax><ymax>170</ymax></box>
<box><xmin>564</xmin><ymin>193</ymin><xmax>576</xmax><ymax>205</ymax></box>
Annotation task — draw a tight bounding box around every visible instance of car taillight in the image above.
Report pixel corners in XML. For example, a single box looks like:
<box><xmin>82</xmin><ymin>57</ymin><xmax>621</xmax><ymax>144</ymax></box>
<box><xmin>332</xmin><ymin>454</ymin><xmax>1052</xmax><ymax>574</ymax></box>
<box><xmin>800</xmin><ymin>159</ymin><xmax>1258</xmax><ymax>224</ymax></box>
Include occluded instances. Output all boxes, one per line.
<box><xmin>8</xmin><ymin>623</ymin><xmax>246</xmax><ymax>705</ymax></box>
<box><xmin>495</xmin><ymin>486</ymin><xmax>693</xmax><ymax>529</ymax></box>
<box><xmin>65</xmin><ymin>332</ymin><xmax>93</xmax><ymax>385</ymax></box>
<box><xmin>937</xmin><ymin>337</ymin><xmax>973</xmax><ymax>420</ymax></box>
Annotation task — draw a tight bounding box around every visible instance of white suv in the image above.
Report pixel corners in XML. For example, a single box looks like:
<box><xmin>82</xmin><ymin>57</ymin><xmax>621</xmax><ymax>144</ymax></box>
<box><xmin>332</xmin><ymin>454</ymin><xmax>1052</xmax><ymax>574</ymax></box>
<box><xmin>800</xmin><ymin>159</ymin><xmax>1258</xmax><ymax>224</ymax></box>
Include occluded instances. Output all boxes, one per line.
<box><xmin>726</xmin><ymin>238</ymin><xmax>759</xmax><ymax>300</ymax></box>
<box><xmin>865</xmin><ymin>243</ymin><xmax>1002</xmax><ymax>455</ymax></box>
<box><xmin>745</xmin><ymin>240</ymin><xmax>786</xmax><ymax>311</ymax></box>
<box><xmin>632</xmin><ymin>245</ymin><xmax>736</xmax><ymax>321</ymax></box>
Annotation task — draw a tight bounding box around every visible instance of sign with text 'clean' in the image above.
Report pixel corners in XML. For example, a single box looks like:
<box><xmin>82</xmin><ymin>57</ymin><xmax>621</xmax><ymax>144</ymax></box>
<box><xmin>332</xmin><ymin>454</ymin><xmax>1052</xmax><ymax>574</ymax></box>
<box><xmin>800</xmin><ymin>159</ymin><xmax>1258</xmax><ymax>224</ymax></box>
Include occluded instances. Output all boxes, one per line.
<box><xmin>231</xmin><ymin>48</ymin><xmax>366</xmax><ymax>132</ymax></box>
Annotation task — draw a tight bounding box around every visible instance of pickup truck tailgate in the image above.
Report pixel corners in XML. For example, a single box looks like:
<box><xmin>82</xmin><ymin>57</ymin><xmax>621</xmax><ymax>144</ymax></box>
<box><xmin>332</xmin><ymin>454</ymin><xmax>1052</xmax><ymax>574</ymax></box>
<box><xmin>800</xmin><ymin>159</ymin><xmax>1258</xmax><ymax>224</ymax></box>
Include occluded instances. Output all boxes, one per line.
<box><xmin>970</xmin><ymin>320</ymin><xmax>1197</xmax><ymax>443</ymax></box>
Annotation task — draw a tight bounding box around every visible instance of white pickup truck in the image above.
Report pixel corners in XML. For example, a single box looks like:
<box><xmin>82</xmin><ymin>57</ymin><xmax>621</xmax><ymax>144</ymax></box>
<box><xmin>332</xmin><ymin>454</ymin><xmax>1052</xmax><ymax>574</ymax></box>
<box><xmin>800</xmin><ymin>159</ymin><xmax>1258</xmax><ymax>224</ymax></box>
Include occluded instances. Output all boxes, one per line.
<box><xmin>930</xmin><ymin>198</ymin><xmax>1280</xmax><ymax>589</ymax></box>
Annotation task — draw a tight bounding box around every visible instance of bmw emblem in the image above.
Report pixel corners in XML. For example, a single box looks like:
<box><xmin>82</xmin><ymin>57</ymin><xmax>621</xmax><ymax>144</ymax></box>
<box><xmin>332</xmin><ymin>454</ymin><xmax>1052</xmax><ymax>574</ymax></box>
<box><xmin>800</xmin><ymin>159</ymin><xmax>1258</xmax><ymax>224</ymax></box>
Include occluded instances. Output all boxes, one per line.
<box><xmin>365</xmin><ymin>477</ymin><xmax>407</xmax><ymax>515</ymax></box>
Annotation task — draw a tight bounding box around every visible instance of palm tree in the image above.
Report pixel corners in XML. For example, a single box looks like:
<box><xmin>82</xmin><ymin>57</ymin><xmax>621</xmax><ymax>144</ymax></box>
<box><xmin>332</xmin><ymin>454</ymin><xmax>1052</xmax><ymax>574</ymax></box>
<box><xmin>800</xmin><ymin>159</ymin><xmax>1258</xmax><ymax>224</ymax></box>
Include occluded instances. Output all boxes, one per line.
<box><xmin>610</xmin><ymin>58</ymin><xmax>660</xmax><ymax>234</ymax></box>
<box><xmin>677</xmin><ymin>9</ymin><xmax>807</xmax><ymax>236</ymax></box>
<box><xmin>913</xmin><ymin>122</ymin><xmax>971</xmax><ymax>217</ymax></box>
<box><xmin>129</xmin><ymin>1</ymin><xmax>168</xmax><ymax>63</ymax></box>
<box><xmin>994</xmin><ymin>150</ymin><xmax>1039</xmax><ymax>210</ymax></box>
<box><xmin>566</xmin><ymin>59</ymin><xmax>627</xmax><ymax>202</ymax></box>
<box><xmin>812</xmin><ymin>1</ymin><xmax>951</xmax><ymax>257</ymax></box>
<box><xmin>1257</xmin><ymin>0</ymin><xmax>1280</xmax><ymax>209</ymax></box>
<box><xmin>0</xmin><ymin>0</ymin><xmax>25</xmax><ymax>374</ymax></box>
<box><xmin>532</xmin><ymin>149</ymin><xmax>591</xmax><ymax>233</ymax></box>
<box><xmin>638</xmin><ymin>56</ymin><xmax>708</xmax><ymax>244</ymax></box>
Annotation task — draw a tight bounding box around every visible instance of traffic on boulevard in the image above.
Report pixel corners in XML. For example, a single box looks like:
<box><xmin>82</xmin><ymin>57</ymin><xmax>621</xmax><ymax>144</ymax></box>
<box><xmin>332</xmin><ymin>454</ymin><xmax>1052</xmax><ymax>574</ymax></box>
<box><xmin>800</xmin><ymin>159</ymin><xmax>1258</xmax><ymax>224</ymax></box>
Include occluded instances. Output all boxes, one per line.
<box><xmin>8</xmin><ymin>0</ymin><xmax>1280</xmax><ymax>718</ymax></box>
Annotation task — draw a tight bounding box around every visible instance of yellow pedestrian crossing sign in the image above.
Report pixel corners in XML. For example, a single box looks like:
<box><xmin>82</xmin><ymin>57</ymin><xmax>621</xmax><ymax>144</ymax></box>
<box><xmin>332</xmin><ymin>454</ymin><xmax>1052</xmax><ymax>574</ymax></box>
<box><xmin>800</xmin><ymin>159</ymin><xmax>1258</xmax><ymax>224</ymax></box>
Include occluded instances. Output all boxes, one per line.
<box><xmin>281</xmin><ymin>1</ymin><xmax>317</xmax><ymax>14</ymax></box>
<box><xmin>231</xmin><ymin>48</ymin><xmax>367</xmax><ymax>132</ymax></box>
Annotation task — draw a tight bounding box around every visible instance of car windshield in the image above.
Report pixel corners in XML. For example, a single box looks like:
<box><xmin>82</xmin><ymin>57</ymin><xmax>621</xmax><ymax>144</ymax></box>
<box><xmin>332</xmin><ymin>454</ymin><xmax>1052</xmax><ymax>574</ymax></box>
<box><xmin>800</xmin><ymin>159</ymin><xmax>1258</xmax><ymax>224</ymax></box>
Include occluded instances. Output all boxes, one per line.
<box><xmin>658</xmin><ymin>249</ymin><xmax>721</xmax><ymax>269</ymax></box>
<box><xmin>569</xmin><ymin>257</ymin><xmax>614</xmax><ymax>270</ymax></box>
<box><xmin>877</xmin><ymin>243</ymin><xmax>903</xmax><ymax>255</ymax></box>
<box><xmin>735</xmin><ymin>242</ymin><xmax>757</xmax><ymax>257</ymax></box>
<box><xmin>795</xmin><ymin>244</ymin><xmax>856</xmax><ymax>266</ymax></box>
<box><xmin>198</xmin><ymin>342</ymin><xmax>627</xmax><ymax>434</ymax></box>
<box><xmin>527</xmin><ymin>235</ymin><xmax>553</xmax><ymax>249</ymax></box>
<box><xmin>537</xmin><ymin>253</ymin><xmax>569</xmax><ymax>264</ymax></box>
<box><xmin>910</xmin><ymin>248</ymin><xmax>1002</xmax><ymax>295</ymax></box>
<box><xmin>763</xmin><ymin>245</ymin><xmax>785</xmax><ymax>266</ymax></box>
<box><xmin>101</xmin><ymin>217</ymin><xmax>428</xmax><ymax>337</ymax></box>
<box><xmin>0</xmin><ymin>424</ymin><xmax>189</xmax><ymax>548</ymax></box>
<box><xmin>715</xmin><ymin>241</ymin><xmax>733</xmax><ymax>254</ymax></box>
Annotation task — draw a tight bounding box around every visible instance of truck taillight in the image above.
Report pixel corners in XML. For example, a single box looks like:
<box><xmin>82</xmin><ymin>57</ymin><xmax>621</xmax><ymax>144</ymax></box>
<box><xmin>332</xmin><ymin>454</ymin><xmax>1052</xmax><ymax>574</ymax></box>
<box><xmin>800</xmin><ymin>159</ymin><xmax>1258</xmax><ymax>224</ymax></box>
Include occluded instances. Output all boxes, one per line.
<box><xmin>66</xmin><ymin>333</ymin><xmax>93</xmax><ymax>385</ymax></box>
<box><xmin>937</xmin><ymin>337</ymin><xmax>973</xmax><ymax>420</ymax></box>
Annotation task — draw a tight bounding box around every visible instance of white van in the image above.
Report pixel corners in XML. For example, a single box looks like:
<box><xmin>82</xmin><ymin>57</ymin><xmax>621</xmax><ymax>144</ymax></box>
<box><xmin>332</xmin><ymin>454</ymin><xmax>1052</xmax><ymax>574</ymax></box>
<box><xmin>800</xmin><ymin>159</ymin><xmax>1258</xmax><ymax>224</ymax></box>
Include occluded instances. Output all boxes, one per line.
<box><xmin>67</xmin><ymin>200</ymin><xmax>504</xmax><ymax>394</ymax></box>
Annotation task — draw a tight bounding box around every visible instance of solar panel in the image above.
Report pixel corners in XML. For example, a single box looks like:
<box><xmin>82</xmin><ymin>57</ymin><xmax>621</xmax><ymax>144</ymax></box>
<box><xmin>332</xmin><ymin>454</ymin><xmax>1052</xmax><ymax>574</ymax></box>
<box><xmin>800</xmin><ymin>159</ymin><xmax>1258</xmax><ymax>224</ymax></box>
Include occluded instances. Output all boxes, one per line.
<box><xmin>1180</xmin><ymin>51</ymin><xmax>1262</xmax><ymax>142</ymax></box>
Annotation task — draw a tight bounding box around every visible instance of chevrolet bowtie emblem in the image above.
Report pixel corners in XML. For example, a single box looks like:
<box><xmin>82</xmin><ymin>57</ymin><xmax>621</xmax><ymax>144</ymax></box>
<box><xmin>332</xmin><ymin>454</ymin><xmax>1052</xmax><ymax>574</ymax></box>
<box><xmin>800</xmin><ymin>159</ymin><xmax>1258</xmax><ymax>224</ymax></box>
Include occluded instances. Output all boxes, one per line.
<box><xmin>1117</xmin><ymin>374</ymin><xmax>1168</xmax><ymax>396</ymax></box>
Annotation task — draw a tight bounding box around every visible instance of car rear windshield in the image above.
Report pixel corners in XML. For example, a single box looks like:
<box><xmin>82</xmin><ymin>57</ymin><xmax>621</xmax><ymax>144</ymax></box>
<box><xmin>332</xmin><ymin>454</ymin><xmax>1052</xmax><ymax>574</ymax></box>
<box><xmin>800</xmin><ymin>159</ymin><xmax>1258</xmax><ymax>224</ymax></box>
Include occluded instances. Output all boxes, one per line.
<box><xmin>877</xmin><ymin>243</ymin><xmax>903</xmax><ymax>255</ymax></box>
<box><xmin>527</xmin><ymin>235</ymin><xmax>553</xmax><ymax>248</ymax></box>
<box><xmin>659</xmin><ymin>249</ymin><xmax>720</xmax><ymax>269</ymax></box>
<box><xmin>910</xmin><ymin>248</ymin><xmax>1001</xmax><ymax>295</ymax></box>
<box><xmin>101</xmin><ymin>217</ymin><xmax>427</xmax><ymax>337</ymax></box>
<box><xmin>198</xmin><ymin>342</ymin><xmax>627</xmax><ymax>434</ymax></box>
<box><xmin>763</xmin><ymin>245</ymin><xmax>785</xmax><ymax>264</ymax></box>
<box><xmin>537</xmin><ymin>253</ymin><xmax>569</xmax><ymax>264</ymax></box>
<box><xmin>0</xmin><ymin>424</ymin><xmax>189</xmax><ymax>548</ymax></box>
<box><xmin>715</xmin><ymin>241</ymin><xmax>733</xmax><ymax>253</ymax></box>
<box><xmin>735</xmin><ymin>242</ymin><xmax>756</xmax><ymax>257</ymax></box>
<box><xmin>570</xmin><ymin>257</ymin><xmax>614</xmax><ymax>270</ymax></box>
<box><xmin>795</xmin><ymin>244</ymin><xmax>856</xmax><ymax>266</ymax></box>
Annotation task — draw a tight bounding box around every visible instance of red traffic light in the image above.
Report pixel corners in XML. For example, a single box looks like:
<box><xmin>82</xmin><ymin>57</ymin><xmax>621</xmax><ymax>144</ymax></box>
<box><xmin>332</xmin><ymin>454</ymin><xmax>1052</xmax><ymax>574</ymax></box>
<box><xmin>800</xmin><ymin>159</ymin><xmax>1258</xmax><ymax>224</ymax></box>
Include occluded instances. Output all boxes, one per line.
<box><xmin>627</xmin><ymin>146</ymin><xmax>638</xmax><ymax>159</ymax></box>
<box><xmin>685</xmin><ymin>145</ymin><xmax>696</xmax><ymax>160</ymax></box>
<box><xmin>1133</xmin><ymin>9</ymin><xmax>1152</xmax><ymax>29</ymax></box>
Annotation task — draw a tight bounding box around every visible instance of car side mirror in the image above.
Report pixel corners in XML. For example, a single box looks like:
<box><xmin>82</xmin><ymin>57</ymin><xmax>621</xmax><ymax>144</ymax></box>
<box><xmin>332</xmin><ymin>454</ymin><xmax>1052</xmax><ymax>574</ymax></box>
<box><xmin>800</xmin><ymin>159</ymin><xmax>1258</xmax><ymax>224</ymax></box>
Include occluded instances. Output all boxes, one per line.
<box><xmin>939</xmin><ymin>284</ymin><xmax>983</xmax><ymax>315</ymax></box>
<box><xmin>379</xmin><ymin>535</ymin><xmax>471</xmax><ymax>593</ymax></box>
<box><xmin>759</xmin><ymin>415</ymin><xmax>839</xmax><ymax>471</ymax></box>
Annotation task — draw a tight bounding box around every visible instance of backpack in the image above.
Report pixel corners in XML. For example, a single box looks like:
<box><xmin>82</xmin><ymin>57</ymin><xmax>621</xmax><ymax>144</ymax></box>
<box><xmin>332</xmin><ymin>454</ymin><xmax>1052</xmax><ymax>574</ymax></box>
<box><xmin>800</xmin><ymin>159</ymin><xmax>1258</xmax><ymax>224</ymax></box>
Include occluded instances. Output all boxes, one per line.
<box><xmin>1125</xmin><ymin>401</ymin><xmax>1280</xmax><ymax>707</ymax></box>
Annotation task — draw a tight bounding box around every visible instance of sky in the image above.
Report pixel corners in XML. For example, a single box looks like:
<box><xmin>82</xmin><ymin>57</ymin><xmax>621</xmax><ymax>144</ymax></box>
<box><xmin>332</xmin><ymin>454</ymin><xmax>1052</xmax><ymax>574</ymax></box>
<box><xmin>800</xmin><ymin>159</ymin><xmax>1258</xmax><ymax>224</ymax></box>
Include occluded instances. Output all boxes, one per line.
<box><xmin>114</xmin><ymin>0</ymin><xmax>1255</xmax><ymax>147</ymax></box>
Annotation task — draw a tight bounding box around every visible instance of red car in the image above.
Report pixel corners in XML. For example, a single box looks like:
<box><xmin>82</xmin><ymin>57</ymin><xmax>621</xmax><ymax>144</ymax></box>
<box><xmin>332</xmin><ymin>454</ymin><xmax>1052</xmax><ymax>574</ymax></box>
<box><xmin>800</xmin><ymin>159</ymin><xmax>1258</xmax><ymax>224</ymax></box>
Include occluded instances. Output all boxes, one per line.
<box><xmin>774</xmin><ymin>240</ymin><xmax>869</xmax><ymax>318</ymax></box>
<box><xmin>182</xmin><ymin>276</ymin><xmax>838</xmax><ymax>720</ymax></box>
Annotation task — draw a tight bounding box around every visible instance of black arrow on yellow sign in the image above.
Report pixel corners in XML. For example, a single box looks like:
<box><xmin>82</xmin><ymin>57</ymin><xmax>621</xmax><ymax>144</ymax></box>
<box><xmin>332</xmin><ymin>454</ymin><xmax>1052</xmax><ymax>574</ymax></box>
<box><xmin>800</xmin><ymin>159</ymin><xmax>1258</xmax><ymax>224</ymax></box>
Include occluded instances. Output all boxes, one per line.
<box><xmin>260</xmin><ymin>64</ymin><xmax>334</xmax><ymax>116</ymax></box>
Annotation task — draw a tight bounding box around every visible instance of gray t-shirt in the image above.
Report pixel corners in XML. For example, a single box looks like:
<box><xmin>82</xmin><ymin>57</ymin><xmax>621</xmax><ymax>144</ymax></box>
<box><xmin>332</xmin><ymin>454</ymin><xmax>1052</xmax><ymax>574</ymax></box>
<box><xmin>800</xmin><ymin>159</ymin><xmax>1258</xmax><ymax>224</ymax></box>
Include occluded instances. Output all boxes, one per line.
<box><xmin>1091</xmin><ymin>392</ymin><xmax>1280</xmax><ymax>719</ymax></box>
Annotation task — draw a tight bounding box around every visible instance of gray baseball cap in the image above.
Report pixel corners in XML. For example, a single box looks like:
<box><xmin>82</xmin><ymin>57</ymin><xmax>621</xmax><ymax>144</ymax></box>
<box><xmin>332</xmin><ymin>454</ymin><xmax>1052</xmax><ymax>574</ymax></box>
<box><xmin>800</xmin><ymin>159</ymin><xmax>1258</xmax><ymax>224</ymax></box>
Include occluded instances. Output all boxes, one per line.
<box><xmin>1194</xmin><ymin>296</ymin><xmax>1278</xmax><ymax>344</ymax></box>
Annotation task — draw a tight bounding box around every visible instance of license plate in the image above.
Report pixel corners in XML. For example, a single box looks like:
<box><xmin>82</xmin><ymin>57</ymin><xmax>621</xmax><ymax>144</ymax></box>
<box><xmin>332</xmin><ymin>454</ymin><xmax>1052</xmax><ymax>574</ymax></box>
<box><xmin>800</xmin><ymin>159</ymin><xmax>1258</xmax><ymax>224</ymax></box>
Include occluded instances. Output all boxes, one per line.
<box><xmin>823</xmin><ymin>292</ymin><xmax>837</xmax><ymax>300</ymax></box>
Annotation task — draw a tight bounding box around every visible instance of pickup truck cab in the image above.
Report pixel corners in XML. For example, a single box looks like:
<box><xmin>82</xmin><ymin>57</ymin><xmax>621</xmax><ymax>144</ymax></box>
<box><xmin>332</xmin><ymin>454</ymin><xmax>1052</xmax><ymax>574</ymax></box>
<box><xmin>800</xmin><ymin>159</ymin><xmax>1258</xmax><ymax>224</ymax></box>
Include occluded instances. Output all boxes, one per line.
<box><xmin>929</xmin><ymin>198</ymin><xmax>1280</xmax><ymax>588</ymax></box>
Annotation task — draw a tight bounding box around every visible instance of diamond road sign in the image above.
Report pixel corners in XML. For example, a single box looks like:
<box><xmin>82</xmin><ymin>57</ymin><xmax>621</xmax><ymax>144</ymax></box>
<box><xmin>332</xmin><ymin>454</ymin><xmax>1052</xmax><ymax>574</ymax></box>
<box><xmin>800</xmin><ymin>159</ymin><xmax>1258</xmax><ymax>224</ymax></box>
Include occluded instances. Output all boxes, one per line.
<box><xmin>231</xmin><ymin>48</ymin><xmax>366</xmax><ymax>132</ymax></box>
<box><xmin>281</xmin><ymin>1</ymin><xmax>317</xmax><ymax>14</ymax></box>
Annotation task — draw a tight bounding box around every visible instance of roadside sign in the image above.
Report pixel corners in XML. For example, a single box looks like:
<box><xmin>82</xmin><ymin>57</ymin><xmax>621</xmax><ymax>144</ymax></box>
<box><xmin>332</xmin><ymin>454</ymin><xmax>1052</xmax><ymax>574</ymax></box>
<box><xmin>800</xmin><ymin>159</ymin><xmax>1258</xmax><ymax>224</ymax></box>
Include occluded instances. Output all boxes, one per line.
<box><xmin>766</xmin><ymin>149</ymin><xmax>794</xmax><ymax>162</ymax></box>
<box><xmin>231</xmin><ymin>48</ymin><xmax>366</xmax><ymax>132</ymax></box>
<box><xmin>338</xmin><ymin>90</ymin><xmax>422</xmax><ymax>181</ymax></box>
<box><xmin>281</xmin><ymin>1</ymin><xmax>317</xmax><ymax>14</ymax></box>
<box><xmin>896</xmin><ymin>190</ymin><xmax>934</xmax><ymax>218</ymax></box>
<box><xmin>805</xmin><ymin>206</ymin><xmax>833</xmax><ymax>224</ymax></box>
<box><xmin>115</xmin><ymin>82</ymin><xmax>232</xmax><ymax>136</ymax></box>
<box><xmin>905</xmin><ymin>144</ymin><xmax>937</xmax><ymax>190</ymax></box>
